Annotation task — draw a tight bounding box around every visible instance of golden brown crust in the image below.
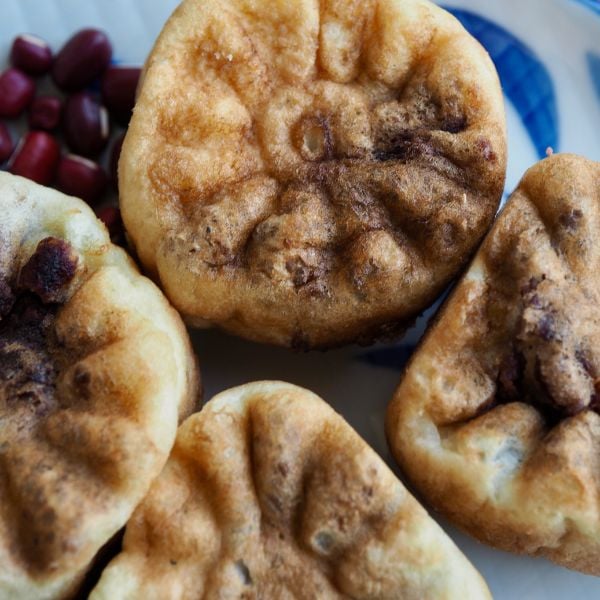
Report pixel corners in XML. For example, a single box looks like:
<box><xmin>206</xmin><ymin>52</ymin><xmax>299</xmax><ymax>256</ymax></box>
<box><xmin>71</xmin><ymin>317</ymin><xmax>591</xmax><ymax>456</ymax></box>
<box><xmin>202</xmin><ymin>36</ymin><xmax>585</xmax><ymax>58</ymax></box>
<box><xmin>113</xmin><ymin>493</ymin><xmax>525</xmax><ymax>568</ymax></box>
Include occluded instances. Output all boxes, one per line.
<box><xmin>91</xmin><ymin>381</ymin><xmax>490</xmax><ymax>599</ymax></box>
<box><xmin>0</xmin><ymin>172</ymin><xmax>200</xmax><ymax>599</ymax></box>
<box><xmin>386</xmin><ymin>154</ymin><xmax>600</xmax><ymax>574</ymax></box>
<box><xmin>121</xmin><ymin>0</ymin><xmax>507</xmax><ymax>348</ymax></box>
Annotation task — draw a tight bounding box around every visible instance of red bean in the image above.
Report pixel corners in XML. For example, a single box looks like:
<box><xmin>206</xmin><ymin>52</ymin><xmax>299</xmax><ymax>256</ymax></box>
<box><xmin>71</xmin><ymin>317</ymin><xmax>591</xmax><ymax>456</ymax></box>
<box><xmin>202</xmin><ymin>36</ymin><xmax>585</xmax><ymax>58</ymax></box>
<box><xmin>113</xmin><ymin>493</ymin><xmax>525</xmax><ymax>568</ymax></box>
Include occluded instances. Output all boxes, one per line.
<box><xmin>63</xmin><ymin>92</ymin><xmax>110</xmax><ymax>157</ymax></box>
<box><xmin>101</xmin><ymin>66</ymin><xmax>141</xmax><ymax>124</ymax></box>
<box><xmin>10</xmin><ymin>34</ymin><xmax>53</xmax><ymax>76</ymax></box>
<box><xmin>110</xmin><ymin>132</ymin><xmax>125</xmax><ymax>188</ymax></box>
<box><xmin>28</xmin><ymin>96</ymin><xmax>63</xmax><ymax>131</ymax></box>
<box><xmin>8</xmin><ymin>131</ymin><xmax>60</xmax><ymax>185</ymax></box>
<box><xmin>52</xmin><ymin>29</ymin><xmax>112</xmax><ymax>92</ymax></box>
<box><xmin>0</xmin><ymin>68</ymin><xmax>35</xmax><ymax>119</ymax></box>
<box><xmin>56</xmin><ymin>154</ymin><xmax>107</xmax><ymax>205</ymax></box>
<box><xmin>0</xmin><ymin>123</ymin><xmax>14</xmax><ymax>163</ymax></box>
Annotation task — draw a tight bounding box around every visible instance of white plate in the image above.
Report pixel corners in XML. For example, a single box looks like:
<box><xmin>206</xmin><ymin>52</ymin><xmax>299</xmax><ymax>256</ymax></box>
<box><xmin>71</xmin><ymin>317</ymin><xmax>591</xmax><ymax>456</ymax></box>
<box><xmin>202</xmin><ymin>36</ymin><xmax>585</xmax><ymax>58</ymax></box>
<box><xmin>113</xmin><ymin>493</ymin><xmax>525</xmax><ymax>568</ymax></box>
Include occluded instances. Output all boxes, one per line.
<box><xmin>2</xmin><ymin>1</ymin><xmax>600</xmax><ymax>598</ymax></box>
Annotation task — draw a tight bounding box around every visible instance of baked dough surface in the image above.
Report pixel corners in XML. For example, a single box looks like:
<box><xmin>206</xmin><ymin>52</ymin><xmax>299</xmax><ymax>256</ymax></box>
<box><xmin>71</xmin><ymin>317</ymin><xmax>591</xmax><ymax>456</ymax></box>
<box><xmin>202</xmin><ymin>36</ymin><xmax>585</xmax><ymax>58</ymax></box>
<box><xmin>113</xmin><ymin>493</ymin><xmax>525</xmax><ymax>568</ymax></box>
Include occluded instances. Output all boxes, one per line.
<box><xmin>121</xmin><ymin>0</ymin><xmax>506</xmax><ymax>348</ymax></box>
<box><xmin>0</xmin><ymin>173</ymin><xmax>200</xmax><ymax>599</ymax></box>
<box><xmin>386</xmin><ymin>154</ymin><xmax>600</xmax><ymax>574</ymax></box>
<box><xmin>92</xmin><ymin>381</ymin><xmax>490</xmax><ymax>599</ymax></box>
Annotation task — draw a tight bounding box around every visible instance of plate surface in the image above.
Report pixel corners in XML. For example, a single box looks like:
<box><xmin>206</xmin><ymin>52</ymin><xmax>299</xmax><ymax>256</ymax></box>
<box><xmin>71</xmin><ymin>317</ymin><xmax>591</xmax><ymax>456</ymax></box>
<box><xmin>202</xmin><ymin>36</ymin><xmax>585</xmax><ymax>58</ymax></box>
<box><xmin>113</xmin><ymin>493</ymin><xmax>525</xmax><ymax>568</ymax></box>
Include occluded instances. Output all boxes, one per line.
<box><xmin>2</xmin><ymin>0</ymin><xmax>600</xmax><ymax>597</ymax></box>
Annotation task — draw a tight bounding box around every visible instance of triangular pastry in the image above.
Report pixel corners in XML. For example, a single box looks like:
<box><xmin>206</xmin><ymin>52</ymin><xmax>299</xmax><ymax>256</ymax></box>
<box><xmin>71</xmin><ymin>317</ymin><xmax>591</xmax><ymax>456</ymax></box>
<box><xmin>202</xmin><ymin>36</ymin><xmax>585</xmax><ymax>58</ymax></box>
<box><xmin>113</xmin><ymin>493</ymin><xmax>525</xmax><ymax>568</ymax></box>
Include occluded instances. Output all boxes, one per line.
<box><xmin>92</xmin><ymin>381</ymin><xmax>490</xmax><ymax>599</ymax></box>
<box><xmin>387</xmin><ymin>154</ymin><xmax>600</xmax><ymax>574</ymax></box>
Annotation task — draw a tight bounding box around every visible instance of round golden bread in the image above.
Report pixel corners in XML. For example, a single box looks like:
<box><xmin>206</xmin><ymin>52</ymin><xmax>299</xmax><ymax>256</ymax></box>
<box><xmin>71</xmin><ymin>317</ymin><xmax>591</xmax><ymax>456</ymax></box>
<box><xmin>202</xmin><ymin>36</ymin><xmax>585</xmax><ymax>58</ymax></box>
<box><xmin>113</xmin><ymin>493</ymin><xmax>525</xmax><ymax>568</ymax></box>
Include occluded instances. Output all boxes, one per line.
<box><xmin>386</xmin><ymin>154</ymin><xmax>600</xmax><ymax>574</ymax></box>
<box><xmin>0</xmin><ymin>172</ymin><xmax>200</xmax><ymax>599</ymax></box>
<box><xmin>91</xmin><ymin>381</ymin><xmax>490</xmax><ymax>599</ymax></box>
<box><xmin>120</xmin><ymin>0</ymin><xmax>507</xmax><ymax>348</ymax></box>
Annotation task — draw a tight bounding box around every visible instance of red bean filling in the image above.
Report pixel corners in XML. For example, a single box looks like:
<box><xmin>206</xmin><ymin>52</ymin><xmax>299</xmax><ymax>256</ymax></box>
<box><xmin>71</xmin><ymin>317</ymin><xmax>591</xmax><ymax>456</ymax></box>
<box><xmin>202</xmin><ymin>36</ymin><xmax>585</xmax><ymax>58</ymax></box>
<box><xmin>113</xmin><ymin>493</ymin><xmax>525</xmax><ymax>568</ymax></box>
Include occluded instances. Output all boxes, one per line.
<box><xmin>494</xmin><ymin>276</ymin><xmax>600</xmax><ymax>421</ymax></box>
<box><xmin>18</xmin><ymin>237</ymin><xmax>78</xmax><ymax>303</ymax></box>
<box><xmin>0</xmin><ymin>237</ymin><xmax>77</xmax><ymax>413</ymax></box>
<box><xmin>0</xmin><ymin>294</ymin><xmax>58</xmax><ymax>416</ymax></box>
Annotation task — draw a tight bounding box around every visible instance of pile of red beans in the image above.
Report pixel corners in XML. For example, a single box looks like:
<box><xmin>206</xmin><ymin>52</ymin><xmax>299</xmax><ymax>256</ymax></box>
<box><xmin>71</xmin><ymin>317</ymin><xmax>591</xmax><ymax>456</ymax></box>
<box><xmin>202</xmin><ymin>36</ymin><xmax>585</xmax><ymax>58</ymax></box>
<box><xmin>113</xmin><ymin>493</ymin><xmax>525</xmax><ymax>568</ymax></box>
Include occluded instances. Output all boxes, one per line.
<box><xmin>0</xmin><ymin>29</ymin><xmax>141</xmax><ymax>244</ymax></box>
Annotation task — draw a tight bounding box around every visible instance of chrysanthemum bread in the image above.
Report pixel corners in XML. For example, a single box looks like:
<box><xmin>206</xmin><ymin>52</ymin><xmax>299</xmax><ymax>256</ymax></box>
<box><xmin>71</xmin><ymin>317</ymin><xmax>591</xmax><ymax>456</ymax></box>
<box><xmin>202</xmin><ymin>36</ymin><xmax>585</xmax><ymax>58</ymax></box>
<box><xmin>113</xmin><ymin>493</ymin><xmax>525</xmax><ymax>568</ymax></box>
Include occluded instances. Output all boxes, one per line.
<box><xmin>120</xmin><ymin>0</ymin><xmax>507</xmax><ymax>348</ymax></box>
<box><xmin>0</xmin><ymin>172</ymin><xmax>200</xmax><ymax>599</ymax></box>
<box><xmin>91</xmin><ymin>381</ymin><xmax>490</xmax><ymax>599</ymax></box>
<box><xmin>386</xmin><ymin>154</ymin><xmax>600</xmax><ymax>574</ymax></box>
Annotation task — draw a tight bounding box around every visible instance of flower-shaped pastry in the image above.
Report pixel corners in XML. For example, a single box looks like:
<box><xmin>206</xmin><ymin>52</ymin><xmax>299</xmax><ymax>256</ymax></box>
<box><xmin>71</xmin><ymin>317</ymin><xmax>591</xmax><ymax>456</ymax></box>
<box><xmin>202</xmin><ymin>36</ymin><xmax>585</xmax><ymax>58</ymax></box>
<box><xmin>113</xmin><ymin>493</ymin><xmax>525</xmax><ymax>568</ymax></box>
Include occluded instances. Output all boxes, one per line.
<box><xmin>120</xmin><ymin>0</ymin><xmax>507</xmax><ymax>348</ymax></box>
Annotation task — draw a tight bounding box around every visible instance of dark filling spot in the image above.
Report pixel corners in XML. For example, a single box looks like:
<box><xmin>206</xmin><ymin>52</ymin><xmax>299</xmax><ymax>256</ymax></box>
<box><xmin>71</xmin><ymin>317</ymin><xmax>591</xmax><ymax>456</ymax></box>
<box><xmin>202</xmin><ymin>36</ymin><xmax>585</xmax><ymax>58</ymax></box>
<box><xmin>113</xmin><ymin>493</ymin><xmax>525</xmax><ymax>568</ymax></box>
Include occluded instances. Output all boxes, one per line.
<box><xmin>476</xmin><ymin>138</ymin><xmax>497</xmax><ymax>162</ymax></box>
<box><xmin>18</xmin><ymin>237</ymin><xmax>78</xmax><ymax>303</ymax></box>
<box><xmin>520</xmin><ymin>275</ymin><xmax>544</xmax><ymax>296</ymax></box>
<box><xmin>441</xmin><ymin>115</ymin><xmax>467</xmax><ymax>133</ymax></box>
<box><xmin>374</xmin><ymin>130</ymin><xmax>438</xmax><ymax>162</ymax></box>
<box><xmin>284</xmin><ymin>257</ymin><xmax>328</xmax><ymax>297</ymax></box>
<box><xmin>1</xmin><ymin>237</ymin><xmax>78</xmax><ymax>413</ymax></box>
<box><xmin>576</xmin><ymin>348</ymin><xmax>595</xmax><ymax>377</ymax></box>
<box><xmin>558</xmin><ymin>208</ymin><xmax>583</xmax><ymax>231</ymax></box>
<box><xmin>495</xmin><ymin>279</ymin><xmax>600</xmax><ymax>419</ymax></box>
<box><xmin>496</xmin><ymin>349</ymin><xmax>524</xmax><ymax>402</ymax></box>
<box><xmin>537</xmin><ymin>312</ymin><xmax>556</xmax><ymax>342</ymax></box>
<box><xmin>285</xmin><ymin>257</ymin><xmax>313</xmax><ymax>288</ymax></box>
<box><xmin>0</xmin><ymin>294</ymin><xmax>58</xmax><ymax>417</ymax></box>
<box><xmin>0</xmin><ymin>278</ymin><xmax>15</xmax><ymax>318</ymax></box>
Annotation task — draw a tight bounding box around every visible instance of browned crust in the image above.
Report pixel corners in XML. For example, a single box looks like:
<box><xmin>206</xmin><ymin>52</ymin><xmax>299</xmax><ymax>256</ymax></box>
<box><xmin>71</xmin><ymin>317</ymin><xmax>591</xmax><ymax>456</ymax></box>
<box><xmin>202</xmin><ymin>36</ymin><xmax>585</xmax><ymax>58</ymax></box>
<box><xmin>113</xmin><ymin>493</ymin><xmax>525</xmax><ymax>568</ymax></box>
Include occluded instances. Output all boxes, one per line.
<box><xmin>91</xmin><ymin>382</ymin><xmax>490</xmax><ymax>599</ymax></box>
<box><xmin>386</xmin><ymin>154</ymin><xmax>600</xmax><ymax>575</ymax></box>
<box><xmin>0</xmin><ymin>172</ymin><xmax>201</xmax><ymax>600</ymax></box>
<box><xmin>120</xmin><ymin>0</ymin><xmax>507</xmax><ymax>348</ymax></box>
